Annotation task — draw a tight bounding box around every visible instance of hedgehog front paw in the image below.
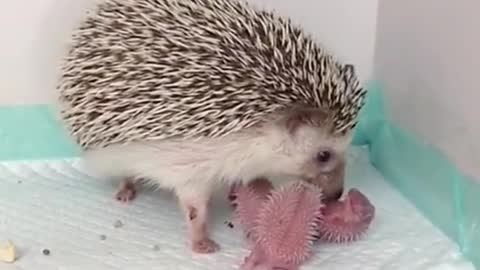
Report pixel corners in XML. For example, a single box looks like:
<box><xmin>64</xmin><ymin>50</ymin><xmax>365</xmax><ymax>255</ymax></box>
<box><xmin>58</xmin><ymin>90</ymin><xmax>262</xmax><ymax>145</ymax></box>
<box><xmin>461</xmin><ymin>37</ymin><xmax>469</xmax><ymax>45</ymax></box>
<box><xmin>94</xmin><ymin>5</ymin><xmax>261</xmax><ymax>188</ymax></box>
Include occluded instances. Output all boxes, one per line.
<box><xmin>192</xmin><ymin>238</ymin><xmax>220</xmax><ymax>253</ymax></box>
<box><xmin>114</xmin><ymin>180</ymin><xmax>137</xmax><ymax>202</ymax></box>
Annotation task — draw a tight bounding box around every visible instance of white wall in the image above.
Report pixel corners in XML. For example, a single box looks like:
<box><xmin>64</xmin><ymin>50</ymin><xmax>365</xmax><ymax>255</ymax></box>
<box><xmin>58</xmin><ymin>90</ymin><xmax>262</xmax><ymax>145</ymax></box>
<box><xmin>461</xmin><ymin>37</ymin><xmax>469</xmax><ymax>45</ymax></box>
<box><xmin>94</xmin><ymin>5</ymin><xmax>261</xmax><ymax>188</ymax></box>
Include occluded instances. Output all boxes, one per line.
<box><xmin>245</xmin><ymin>0</ymin><xmax>378</xmax><ymax>84</ymax></box>
<box><xmin>0</xmin><ymin>0</ymin><xmax>102</xmax><ymax>106</ymax></box>
<box><xmin>374</xmin><ymin>0</ymin><xmax>480</xmax><ymax>180</ymax></box>
<box><xmin>0</xmin><ymin>0</ymin><xmax>379</xmax><ymax>106</ymax></box>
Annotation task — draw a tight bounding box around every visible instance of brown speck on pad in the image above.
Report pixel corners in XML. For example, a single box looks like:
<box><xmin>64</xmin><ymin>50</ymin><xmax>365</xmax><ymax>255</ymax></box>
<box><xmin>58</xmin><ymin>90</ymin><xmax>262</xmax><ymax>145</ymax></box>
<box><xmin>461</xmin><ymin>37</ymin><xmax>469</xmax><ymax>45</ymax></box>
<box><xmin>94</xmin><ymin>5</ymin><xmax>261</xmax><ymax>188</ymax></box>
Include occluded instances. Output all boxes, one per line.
<box><xmin>42</xmin><ymin>249</ymin><xmax>50</xmax><ymax>255</ymax></box>
<box><xmin>114</xmin><ymin>220</ymin><xmax>123</xmax><ymax>228</ymax></box>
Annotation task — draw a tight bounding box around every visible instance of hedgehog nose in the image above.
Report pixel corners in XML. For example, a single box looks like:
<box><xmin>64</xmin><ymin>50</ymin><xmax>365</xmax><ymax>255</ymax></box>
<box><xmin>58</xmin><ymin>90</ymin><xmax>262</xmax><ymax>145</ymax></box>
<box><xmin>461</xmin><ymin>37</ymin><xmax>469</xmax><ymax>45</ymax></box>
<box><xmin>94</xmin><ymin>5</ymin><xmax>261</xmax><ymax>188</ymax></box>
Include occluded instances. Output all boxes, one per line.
<box><xmin>329</xmin><ymin>188</ymin><xmax>344</xmax><ymax>202</ymax></box>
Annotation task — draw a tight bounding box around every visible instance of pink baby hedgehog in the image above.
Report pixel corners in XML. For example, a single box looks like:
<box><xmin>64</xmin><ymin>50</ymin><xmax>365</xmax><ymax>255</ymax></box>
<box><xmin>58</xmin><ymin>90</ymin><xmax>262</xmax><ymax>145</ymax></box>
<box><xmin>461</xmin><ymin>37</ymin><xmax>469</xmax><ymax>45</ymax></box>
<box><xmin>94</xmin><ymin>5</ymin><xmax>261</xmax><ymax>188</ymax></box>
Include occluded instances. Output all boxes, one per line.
<box><xmin>228</xmin><ymin>178</ymin><xmax>375</xmax><ymax>270</ymax></box>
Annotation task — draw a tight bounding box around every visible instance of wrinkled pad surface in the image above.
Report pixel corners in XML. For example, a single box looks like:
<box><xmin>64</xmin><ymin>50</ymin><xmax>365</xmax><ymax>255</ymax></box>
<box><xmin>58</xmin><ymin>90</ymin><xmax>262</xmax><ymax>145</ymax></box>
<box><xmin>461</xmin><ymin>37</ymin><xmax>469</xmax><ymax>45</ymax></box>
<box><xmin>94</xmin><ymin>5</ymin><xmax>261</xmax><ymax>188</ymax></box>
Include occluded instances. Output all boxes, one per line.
<box><xmin>0</xmin><ymin>146</ymin><xmax>474</xmax><ymax>270</ymax></box>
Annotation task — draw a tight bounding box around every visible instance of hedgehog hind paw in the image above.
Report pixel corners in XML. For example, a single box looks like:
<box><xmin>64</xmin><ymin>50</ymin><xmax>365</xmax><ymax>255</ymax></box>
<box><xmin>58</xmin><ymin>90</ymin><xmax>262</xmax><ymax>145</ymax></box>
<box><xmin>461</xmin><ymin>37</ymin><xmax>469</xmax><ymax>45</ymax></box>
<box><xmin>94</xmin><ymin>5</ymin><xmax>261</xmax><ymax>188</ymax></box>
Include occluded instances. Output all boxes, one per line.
<box><xmin>114</xmin><ymin>177</ymin><xmax>138</xmax><ymax>203</ymax></box>
<box><xmin>267</xmin><ymin>263</ymin><xmax>300</xmax><ymax>270</ymax></box>
<box><xmin>240</xmin><ymin>247</ymin><xmax>267</xmax><ymax>270</ymax></box>
<box><xmin>269</xmin><ymin>267</ymin><xmax>299</xmax><ymax>270</ymax></box>
<box><xmin>241</xmin><ymin>249</ymin><xmax>301</xmax><ymax>270</ymax></box>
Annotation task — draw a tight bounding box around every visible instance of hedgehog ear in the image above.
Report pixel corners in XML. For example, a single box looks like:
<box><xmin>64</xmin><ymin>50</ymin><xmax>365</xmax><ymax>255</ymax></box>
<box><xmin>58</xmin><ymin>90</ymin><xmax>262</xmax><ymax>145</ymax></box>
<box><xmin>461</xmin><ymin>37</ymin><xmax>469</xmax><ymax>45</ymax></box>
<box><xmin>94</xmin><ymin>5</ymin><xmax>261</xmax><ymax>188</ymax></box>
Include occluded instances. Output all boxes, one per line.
<box><xmin>280</xmin><ymin>107</ymin><xmax>328</xmax><ymax>135</ymax></box>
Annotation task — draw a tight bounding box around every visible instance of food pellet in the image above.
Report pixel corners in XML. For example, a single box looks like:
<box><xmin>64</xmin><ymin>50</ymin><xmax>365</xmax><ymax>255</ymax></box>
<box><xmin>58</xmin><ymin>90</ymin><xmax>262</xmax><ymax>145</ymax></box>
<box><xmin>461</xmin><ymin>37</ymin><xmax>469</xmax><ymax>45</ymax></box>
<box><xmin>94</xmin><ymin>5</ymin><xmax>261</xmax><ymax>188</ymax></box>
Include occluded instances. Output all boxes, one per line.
<box><xmin>114</xmin><ymin>220</ymin><xmax>123</xmax><ymax>228</ymax></box>
<box><xmin>0</xmin><ymin>240</ymin><xmax>16</xmax><ymax>263</ymax></box>
<box><xmin>42</xmin><ymin>249</ymin><xmax>50</xmax><ymax>255</ymax></box>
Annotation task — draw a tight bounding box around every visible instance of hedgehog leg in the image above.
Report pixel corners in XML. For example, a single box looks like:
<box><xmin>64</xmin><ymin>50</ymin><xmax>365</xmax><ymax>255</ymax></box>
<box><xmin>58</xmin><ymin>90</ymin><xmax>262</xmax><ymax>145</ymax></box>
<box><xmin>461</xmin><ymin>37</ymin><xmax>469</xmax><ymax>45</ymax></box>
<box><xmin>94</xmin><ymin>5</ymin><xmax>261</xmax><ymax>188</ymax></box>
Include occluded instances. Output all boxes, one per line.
<box><xmin>177</xmin><ymin>189</ymin><xmax>220</xmax><ymax>254</ymax></box>
<box><xmin>240</xmin><ymin>246</ymin><xmax>265</xmax><ymax>270</ymax></box>
<box><xmin>114</xmin><ymin>177</ymin><xmax>138</xmax><ymax>203</ymax></box>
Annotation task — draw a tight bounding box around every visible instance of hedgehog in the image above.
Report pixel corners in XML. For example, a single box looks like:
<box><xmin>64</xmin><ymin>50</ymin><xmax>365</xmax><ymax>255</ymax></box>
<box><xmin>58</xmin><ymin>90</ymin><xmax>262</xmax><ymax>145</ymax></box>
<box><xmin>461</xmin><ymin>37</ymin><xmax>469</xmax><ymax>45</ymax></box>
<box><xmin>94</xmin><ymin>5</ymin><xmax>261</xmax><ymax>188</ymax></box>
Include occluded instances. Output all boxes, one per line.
<box><xmin>55</xmin><ymin>0</ymin><xmax>366</xmax><ymax>254</ymax></box>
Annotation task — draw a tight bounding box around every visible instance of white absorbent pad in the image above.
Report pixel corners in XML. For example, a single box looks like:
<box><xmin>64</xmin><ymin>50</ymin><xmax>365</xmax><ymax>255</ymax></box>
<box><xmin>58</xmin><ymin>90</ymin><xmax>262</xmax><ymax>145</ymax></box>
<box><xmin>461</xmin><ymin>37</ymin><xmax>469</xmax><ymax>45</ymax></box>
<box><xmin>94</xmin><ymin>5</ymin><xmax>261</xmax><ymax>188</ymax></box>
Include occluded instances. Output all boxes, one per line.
<box><xmin>0</xmin><ymin>146</ymin><xmax>474</xmax><ymax>270</ymax></box>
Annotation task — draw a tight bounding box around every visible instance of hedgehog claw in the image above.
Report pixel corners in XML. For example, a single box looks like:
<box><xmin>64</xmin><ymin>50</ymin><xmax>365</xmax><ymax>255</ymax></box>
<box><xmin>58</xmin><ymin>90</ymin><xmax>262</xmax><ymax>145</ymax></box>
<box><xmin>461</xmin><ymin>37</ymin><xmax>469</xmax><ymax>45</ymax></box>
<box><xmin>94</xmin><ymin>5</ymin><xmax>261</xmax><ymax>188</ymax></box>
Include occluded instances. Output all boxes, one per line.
<box><xmin>241</xmin><ymin>248</ymin><xmax>264</xmax><ymax>270</ymax></box>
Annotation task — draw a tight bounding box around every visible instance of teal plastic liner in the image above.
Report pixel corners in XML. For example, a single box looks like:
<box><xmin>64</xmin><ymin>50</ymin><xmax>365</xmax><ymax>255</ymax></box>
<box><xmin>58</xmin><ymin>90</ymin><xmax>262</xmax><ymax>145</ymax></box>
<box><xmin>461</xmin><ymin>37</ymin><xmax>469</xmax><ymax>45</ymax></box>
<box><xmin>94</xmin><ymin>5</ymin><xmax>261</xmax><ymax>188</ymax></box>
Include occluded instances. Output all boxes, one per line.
<box><xmin>0</xmin><ymin>82</ymin><xmax>478</xmax><ymax>268</ymax></box>
<box><xmin>0</xmin><ymin>105</ymin><xmax>80</xmax><ymax>160</ymax></box>
<box><xmin>355</xmin><ymin>82</ymin><xmax>480</xmax><ymax>269</ymax></box>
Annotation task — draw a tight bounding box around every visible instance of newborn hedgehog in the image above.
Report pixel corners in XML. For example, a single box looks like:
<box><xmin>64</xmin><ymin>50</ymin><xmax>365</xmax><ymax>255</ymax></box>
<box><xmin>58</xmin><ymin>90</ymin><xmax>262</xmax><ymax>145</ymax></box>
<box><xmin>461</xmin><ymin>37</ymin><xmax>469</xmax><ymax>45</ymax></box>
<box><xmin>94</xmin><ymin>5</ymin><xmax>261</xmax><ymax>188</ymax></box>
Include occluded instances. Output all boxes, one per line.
<box><xmin>55</xmin><ymin>0</ymin><xmax>366</xmax><ymax>253</ymax></box>
<box><xmin>229</xmin><ymin>178</ymin><xmax>375</xmax><ymax>270</ymax></box>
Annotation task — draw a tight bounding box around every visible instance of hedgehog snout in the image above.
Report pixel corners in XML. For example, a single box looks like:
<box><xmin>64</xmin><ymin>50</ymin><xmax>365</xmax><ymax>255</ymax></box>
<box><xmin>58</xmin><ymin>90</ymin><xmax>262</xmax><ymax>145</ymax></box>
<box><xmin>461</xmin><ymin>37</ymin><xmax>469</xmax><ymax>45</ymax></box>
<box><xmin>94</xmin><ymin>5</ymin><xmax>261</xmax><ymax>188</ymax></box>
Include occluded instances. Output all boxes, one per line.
<box><xmin>329</xmin><ymin>188</ymin><xmax>344</xmax><ymax>201</ymax></box>
<box><xmin>303</xmin><ymin>173</ymin><xmax>344</xmax><ymax>202</ymax></box>
<box><xmin>323</xmin><ymin>185</ymin><xmax>344</xmax><ymax>202</ymax></box>
<box><xmin>306</xmin><ymin>154</ymin><xmax>346</xmax><ymax>202</ymax></box>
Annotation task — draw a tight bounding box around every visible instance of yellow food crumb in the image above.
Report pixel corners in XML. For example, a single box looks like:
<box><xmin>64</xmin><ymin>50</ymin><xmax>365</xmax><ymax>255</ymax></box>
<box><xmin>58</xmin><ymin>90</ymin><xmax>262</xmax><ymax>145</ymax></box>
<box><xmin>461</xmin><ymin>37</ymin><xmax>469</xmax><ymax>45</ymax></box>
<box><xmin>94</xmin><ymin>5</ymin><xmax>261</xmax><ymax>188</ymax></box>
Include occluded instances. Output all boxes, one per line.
<box><xmin>0</xmin><ymin>240</ymin><xmax>16</xmax><ymax>263</ymax></box>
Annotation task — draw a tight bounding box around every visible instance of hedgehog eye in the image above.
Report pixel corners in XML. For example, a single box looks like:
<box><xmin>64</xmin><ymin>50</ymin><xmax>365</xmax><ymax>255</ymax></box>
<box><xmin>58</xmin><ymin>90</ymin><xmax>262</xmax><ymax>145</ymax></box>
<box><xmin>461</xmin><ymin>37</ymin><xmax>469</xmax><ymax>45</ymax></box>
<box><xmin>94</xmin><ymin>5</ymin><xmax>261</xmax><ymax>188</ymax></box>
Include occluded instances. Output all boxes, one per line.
<box><xmin>316</xmin><ymin>151</ymin><xmax>332</xmax><ymax>163</ymax></box>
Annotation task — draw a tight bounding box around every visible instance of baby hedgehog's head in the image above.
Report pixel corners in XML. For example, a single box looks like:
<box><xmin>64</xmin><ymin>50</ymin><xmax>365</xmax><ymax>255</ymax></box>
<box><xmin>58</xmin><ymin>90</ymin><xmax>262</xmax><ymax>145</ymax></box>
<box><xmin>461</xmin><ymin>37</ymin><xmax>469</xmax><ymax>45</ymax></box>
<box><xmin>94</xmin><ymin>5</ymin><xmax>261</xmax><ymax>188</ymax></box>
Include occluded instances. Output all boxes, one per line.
<box><xmin>263</xmin><ymin>107</ymin><xmax>353</xmax><ymax>201</ymax></box>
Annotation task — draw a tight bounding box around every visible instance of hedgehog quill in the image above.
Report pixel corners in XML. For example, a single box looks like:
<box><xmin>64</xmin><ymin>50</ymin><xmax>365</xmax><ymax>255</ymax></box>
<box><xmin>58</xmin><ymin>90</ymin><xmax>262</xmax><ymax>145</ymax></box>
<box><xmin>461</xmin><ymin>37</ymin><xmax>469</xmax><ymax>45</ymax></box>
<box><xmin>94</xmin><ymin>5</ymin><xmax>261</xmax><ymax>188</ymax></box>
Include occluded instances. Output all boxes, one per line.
<box><xmin>56</xmin><ymin>0</ymin><xmax>367</xmax><ymax>253</ymax></box>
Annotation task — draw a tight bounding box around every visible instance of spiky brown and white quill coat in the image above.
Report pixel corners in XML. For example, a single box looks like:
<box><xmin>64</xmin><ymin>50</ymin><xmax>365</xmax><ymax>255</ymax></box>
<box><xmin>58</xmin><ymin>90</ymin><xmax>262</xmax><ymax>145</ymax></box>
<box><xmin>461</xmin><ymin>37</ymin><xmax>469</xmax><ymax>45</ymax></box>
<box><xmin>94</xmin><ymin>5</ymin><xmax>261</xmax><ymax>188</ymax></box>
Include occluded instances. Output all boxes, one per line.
<box><xmin>55</xmin><ymin>0</ymin><xmax>366</xmax><ymax>253</ymax></box>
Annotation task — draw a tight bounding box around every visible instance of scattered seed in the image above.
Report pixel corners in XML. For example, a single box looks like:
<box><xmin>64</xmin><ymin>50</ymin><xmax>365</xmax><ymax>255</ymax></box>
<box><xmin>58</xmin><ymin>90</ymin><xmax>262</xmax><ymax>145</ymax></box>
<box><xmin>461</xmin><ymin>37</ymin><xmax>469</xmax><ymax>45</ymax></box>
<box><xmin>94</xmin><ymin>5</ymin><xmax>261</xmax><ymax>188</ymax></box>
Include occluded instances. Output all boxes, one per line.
<box><xmin>42</xmin><ymin>249</ymin><xmax>50</xmax><ymax>256</ymax></box>
<box><xmin>99</xmin><ymin>234</ymin><xmax>107</xmax><ymax>240</ymax></box>
<box><xmin>113</xmin><ymin>220</ymin><xmax>123</xmax><ymax>228</ymax></box>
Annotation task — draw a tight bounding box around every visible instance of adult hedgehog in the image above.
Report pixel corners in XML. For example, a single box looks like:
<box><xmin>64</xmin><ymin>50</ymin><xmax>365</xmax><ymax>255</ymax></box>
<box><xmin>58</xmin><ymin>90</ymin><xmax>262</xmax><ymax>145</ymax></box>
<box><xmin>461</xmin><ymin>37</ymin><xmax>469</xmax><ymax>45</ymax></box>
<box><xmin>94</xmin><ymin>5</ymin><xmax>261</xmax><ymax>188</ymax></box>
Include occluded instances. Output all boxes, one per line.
<box><xmin>56</xmin><ymin>0</ymin><xmax>366</xmax><ymax>253</ymax></box>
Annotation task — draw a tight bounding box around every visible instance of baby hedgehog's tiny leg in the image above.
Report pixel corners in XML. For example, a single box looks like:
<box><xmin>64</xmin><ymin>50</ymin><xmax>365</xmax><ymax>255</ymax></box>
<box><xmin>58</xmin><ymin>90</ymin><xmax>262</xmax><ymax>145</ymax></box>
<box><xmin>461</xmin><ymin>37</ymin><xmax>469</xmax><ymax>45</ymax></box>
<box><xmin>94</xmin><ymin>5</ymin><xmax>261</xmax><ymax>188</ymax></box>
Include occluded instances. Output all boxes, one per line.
<box><xmin>115</xmin><ymin>177</ymin><xmax>138</xmax><ymax>203</ymax></box>
<box><xmin>177</xmin><ymin>189</ymin><xmax>220</xmax><ymax>253</ymax></box>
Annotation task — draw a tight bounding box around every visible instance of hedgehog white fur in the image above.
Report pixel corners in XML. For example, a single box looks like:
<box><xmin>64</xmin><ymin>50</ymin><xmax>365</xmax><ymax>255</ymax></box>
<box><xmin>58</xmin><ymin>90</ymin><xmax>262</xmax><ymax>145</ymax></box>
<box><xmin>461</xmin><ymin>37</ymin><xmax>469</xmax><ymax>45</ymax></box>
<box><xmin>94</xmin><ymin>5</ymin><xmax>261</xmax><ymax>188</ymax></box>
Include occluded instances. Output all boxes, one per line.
<box><xmin>56</xmin><ymin>0</ymin><xmax>366</xmax><ymax>253</ymax></box>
